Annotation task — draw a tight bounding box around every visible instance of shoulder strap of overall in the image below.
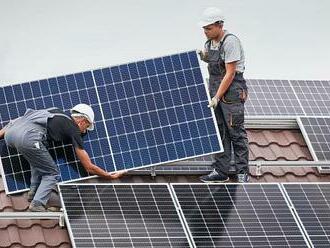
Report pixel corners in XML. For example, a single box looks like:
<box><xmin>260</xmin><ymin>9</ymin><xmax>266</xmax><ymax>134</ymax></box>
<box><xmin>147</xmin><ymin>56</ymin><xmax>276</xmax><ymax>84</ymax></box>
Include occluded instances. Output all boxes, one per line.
<box><xmin>46</xmin><ymin>107</ymin><xmax>72</xmax><ymax>120</ymax></box>
<box><xmin>218</xmin><ymin>33</ymin><xmax>236</xmax><ymax>51</ymax></box>
<box><xmin>204</xmin><ymin>33</ymin><xmax>236</xmax><ymax>51</ymax></box>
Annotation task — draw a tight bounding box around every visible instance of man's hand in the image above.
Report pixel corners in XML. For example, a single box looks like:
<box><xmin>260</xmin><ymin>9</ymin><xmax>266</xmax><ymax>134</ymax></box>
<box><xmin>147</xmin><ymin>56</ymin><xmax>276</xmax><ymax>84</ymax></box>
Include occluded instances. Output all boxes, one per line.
<box><xmin>105</xmin><ymin>170</ymin><xmax>128</xmax><ymax>180</ymax></box>
<box><xmin>208</xmin><ymin>96</ymin><xmax>220</xmax><ymax>108</ymax></box>
<box><xmin>197</xmin><ymin>49</ymin><xmax>203</xmax><ymax>59</ymax></box>
<box><xmin>197</xmin><ymin>49</ymin><xmax>207</xmax><ymax>61</ymax></box>
<box><xmin>0</xmin><ymin>128</ymin><xmax>5</xmax><ymax>140</ymax></box>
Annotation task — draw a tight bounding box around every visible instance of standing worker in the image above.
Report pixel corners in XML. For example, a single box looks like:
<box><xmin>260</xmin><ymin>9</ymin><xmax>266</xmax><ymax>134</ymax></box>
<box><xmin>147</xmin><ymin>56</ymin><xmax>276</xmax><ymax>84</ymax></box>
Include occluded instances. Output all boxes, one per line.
<box><xmin>198</xmin><ymin>7</ymin><xmax>249</xmax><ymax>183</ymax></box>
<box><xmin>0</xmin><ymin>104</ymin><xmax>126</xmax><ymax>211</ymax></box>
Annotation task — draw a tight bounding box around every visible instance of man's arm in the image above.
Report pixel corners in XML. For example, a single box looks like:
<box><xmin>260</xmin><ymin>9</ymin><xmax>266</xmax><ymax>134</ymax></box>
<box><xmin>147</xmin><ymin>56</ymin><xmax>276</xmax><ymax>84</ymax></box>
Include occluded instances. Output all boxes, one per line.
<box><xmin>215</xmin><ymin>62</ymin><xmax>236</xmax><ymax>99</ymax></box>
<box><xmin>75</xmin><ymin>147</ymin><xmax>126</xmax><ymax>179</ymax></box>
<box><xmin>208</xmin><ymin>62</ymin><xmax>237</xmax><ymax>108</ymax></box>
<box><xmin>0</xmin><ymin>128</ymin><xmax>5</xmax><ymax>140</ymax></box>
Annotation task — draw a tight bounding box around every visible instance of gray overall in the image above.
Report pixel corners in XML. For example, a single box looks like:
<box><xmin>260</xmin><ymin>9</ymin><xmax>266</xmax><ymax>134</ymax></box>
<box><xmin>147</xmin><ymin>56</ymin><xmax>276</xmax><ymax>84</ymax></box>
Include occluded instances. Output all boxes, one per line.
<box><xmin>206</xmin><ymin>34</ymin><xmax>249</xmax><ymax>175</ymax></box>
<box><xmin>4</xmin><ymin>108</ymin><xmax>70</xmax><ymax>206</ymax></box>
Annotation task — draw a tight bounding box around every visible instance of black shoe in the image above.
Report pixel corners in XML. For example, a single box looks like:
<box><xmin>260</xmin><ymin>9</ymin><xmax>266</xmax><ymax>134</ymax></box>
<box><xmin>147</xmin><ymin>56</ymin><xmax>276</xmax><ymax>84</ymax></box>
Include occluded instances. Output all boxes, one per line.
<box><xmin>200</xmin><ymin>170</ymin><xmax>229</xmax><ymax>183</ymax></box>
<box><xmin>237</xmin><ymin>172</ymin><xmax>250</xmax><ymax>183</ymax></box>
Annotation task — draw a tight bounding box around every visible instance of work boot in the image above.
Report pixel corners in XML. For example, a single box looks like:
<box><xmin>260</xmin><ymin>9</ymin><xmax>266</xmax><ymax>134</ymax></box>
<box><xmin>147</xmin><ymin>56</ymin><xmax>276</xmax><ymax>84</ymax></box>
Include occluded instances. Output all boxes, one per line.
<box><xmin>200</xmin><ymin>169</ymin><xmax>229</xmax><ymax>183</ymax></box>
<box><xmin>28</xmin><ymin>201</ymin><xmax>47</xmax><ymax>212</ymax></box>
<box><xmin>46</xmin><ymin>206</ymin><xmax>62</xmax><ymax>212</ymax></box>
<box><xmin>27</xmin><ymin>190</ymin><xmax>36</xmax><ymax>202</ymax></box>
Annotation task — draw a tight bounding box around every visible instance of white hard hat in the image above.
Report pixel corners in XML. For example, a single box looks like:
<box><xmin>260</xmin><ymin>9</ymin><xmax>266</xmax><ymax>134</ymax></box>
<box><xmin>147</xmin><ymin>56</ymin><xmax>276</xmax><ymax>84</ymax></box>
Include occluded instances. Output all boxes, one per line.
<box><xmin>70</xmin><ymin>103</ymin><xmax>95</xmax><ymax>131</ymax></box>
<box><xmin>199</xmin><ymin>7</ymin><xmax>224</xmax><ymax>27</ymax></box>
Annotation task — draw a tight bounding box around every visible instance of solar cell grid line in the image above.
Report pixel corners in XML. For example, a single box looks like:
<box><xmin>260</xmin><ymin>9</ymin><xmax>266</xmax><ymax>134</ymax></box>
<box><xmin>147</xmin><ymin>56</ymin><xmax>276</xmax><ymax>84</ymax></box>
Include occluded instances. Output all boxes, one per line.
<box><xmin>283</xmin><ymin>183</ymin><xmax>330</xmax><ymax>248</ymax></box>
<box><xmin>92</xmin><ymin>50</ymin><xmax>222</xmax><ymax>171</ymax></box>
<box><xmin>59</xmin><ymin>183</ymin><xmax>193</xmax><ymax>248</ymax></box>
<box><xmin>171</xmin><ymin>183</ymin><xmax>310</xmax><ymax>248</ymax></box>
<box><xmin>0</xmin><ymin>71</ymin><xmax>115</xmax><ymax>194</ymax></box>
<box><xmin>298</xmin><ymin>117</ymin><xmax>330</xmax><ymax>161</ymax></box>
<box><xmin>245</xmin><ymin>79</ymin><xmax>305</xmax><ymax>117</ymax></box>
<box><xmin>290</xmin><ymin>80</ymin><xmax>330</xmax><ymax>116</ymax></box>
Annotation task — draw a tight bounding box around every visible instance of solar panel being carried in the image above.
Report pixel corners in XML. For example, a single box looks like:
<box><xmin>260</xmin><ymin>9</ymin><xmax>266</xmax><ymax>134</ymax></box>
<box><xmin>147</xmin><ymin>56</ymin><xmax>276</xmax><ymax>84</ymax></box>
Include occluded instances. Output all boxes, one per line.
<box><xmin>0</xmin><ymin>72</ymin><xmax>111</xmax><ymax>193</ymax></box>
<box><xmin>172</xmin><ymin>183</ymin><xmax>310</xmax><ymax>248</ymax></box>
<box><xmin>59</xmin><ymin>184</ymin><xmax>193</xmax><ymax>248</ymax></box>
<box><xmin>0</xmin><ymin>51</ymin><xmax>222</xmax><ymax>194</ymax></box>
<box><xmin>93</xmin><ymin>51</ymin><xmax>221</xmax><ymax>171</ymax></box>
<box><xmin>298</xmin><ymin>117</ymin><xmax>330</xmax><ymax>161</ymax></box>
<box><xmin>283</xmin><ymin>183</ymin><xmax>330</xmax><ymax>248</ymax></box>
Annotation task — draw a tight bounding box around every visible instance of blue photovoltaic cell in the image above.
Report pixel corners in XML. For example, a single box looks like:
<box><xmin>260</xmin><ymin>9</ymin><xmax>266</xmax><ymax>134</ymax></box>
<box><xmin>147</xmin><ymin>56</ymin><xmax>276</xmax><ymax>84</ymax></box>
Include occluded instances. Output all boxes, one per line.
<box><xmin>0</xmin><ymin>71</ymin><xmax>114</xmax><ymax>193</ymax></box>
<box><xmin>1</xmin><ymin>50</ymin><xmax>222</xmax><ymax>194</ymax></box>
<box><xmin>93</xmin><ymin>51</ymin><xmax>221</xmax><ymax>171</ymax></box>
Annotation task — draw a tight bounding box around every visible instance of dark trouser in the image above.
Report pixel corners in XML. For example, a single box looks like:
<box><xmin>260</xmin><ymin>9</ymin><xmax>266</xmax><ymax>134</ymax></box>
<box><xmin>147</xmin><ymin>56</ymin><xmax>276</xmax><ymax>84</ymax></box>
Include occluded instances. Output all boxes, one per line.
<box><xmin>213</xmin><ymin>101</ymin><xmax>249</xmax><ymax>175</ymax></box>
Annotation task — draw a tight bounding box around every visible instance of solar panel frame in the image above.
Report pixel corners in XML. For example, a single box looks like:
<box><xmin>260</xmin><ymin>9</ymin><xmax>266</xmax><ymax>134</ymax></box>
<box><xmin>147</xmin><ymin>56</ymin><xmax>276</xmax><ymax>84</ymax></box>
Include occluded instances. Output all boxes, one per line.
<box><xmin>59</xmin><ymin>183</ymin><xmax>194</xmax><ymax>248</ymax></box>
<box><xmin>282</xmin><ymin>182</ymin><xmax>330</xmax><ymax>248</ymax></box>
<box><xmin>297</xmin><ymin>116</ymin><xmax>330</xmax><ymax>161</ymax></box>
<box><xmin>171</xmin><ymin>183</ymin><xmax>311</xmax><ymax>248</ymax></box>
<box><xmin>0</xmin><ymin>50</ymin><xmax>223</xmax><ymax>194</ymax></box>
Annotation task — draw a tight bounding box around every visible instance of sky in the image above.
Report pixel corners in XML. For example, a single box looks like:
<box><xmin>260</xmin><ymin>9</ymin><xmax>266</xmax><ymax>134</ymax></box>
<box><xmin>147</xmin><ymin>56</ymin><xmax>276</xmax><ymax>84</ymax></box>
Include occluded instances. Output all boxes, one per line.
<box><xmin>0</xmin><ymin>0</ymin><xmax>329</xmax><ymax>86</ymax></box>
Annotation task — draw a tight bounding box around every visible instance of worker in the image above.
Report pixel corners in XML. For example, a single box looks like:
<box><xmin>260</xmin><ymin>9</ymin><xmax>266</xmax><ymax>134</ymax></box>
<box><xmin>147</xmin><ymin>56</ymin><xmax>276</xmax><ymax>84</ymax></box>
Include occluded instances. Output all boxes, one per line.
<box><xmin>198</xmin><ymin>7</ymin><xmax>249</xmax><ymax>183</ymax></box>
<box><xmin>0</xmin><ymin>104</ymin><xmax>126</xmax><ymax>211</ymax></box>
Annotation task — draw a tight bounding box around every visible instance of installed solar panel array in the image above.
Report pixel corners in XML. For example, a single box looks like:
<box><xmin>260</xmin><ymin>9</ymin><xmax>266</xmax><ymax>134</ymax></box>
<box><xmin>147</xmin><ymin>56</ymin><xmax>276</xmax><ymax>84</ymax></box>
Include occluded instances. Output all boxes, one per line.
<box><xmin>298</xmin><ymin>117</ymin><xmax>330</xmax><ymax>161</ymax></box>
<box><xmin>0</xmin><ymin>51</ymin><xmax>222</xmax><ymax>194</ymax></box>
<box><xmin>284</xmin><ymin>183</ymin><xmax>330</xmax><ymax>248</ymax></box>
<box><xmin>60</xmin><ymin>184</ymin><xmax>192</xmax><ymax>248</ymax></box>
<box><xmin>245</xmin><ymin>79</ymin><xmax>304</xmax><ymax>116</ymax></box>
<box><xmin>291</xmin><ymin>80</ymin><xmax>330</xmax><ymax>116</ymax></box>
<box><xmin>173</xmin><ymin>183</ymin><xmax>309</xmax><ymax>248</ymax></box>
<box><xmin>60</xmin><ymin>183</ymin><xmax>315</xmax><ymax>248</ymax></box>
<box><xmin>245</xmin><ymin>79</ymin><xmax>330</xmax><ymax>117</ymax></box>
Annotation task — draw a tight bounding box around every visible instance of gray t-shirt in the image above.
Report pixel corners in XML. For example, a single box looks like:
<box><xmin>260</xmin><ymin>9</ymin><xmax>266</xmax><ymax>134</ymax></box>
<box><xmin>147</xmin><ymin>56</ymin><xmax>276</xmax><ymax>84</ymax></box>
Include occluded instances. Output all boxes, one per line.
<box><xmin>204</xmin><ymin>30</ymin><xmax>245</xmax><ymax>72</ymax></box>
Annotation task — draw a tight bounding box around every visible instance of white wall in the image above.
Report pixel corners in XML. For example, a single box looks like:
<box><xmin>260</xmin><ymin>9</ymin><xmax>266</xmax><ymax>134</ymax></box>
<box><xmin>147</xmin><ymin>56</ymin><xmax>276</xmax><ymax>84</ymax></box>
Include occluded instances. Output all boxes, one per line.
<box><xmin>0</xmin><ymin>0</ymin><xmax>329</xmax><ymax>85</ymax></box>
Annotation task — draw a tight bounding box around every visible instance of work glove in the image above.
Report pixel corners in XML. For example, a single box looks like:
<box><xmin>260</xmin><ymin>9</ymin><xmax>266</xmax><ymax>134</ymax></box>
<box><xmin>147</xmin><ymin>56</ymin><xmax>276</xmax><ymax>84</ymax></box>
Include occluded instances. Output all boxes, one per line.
<box><xmin>197</xmin><ymin>49</ymin><xmax>203</xmax><ymax>59</ymax></box>
<box><xmin>208</xmin><ymin>96</ymin><xmax>219</xmax><ymax>109</ymax></box>
<box><xmin>197</xmin><ymin>49</ymin><xmax>208</xmax><ymax>61</ymax></box>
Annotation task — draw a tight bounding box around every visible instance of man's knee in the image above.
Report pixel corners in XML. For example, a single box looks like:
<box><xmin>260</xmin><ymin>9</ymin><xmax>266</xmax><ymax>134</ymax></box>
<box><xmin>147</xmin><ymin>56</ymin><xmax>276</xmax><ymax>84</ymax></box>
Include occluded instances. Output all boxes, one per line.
<box><xmin>42</xmin><ymin>174</ymin><xmax>60</xmax><ymax>183</ymax></box>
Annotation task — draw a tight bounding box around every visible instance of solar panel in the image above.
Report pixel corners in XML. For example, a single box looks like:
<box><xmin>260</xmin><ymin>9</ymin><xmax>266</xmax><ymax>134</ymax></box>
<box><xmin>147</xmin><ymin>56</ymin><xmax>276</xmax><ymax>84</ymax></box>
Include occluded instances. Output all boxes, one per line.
<box><xmin>245</xmin><ymin>79</ymin><xmax>305</xmax><ymax>117</ymax></box>
<box><xmin>291</xmin><ymin>80</ymin><xmax>330</xmax><ymax>116</ymax></box>
<box><xmin>298</xmin><ymin>117</ymin><xmax>330</xmax><ymax>161</ymax></box>
<box><xmin>283</xmin><ymin>183</ymin><xmax>330</xmax><ymax>248</ymax></box>
<box><xmin>172</xmin><ymin>183</ymin><xmax>309</xmax><ymax>248</ymax></box>
<box><xmin>93</xmin><ymin>51</ymin><xmax>221</xmax><ymax>171</ymax></box>
<box><xmin>0</xmin><ymin>72</ymin><xmax>113</xmax><ymax>193</ymax></box>
<box><xmin>59</xmin><ymin>184</ymin><xmax>192</xmax><ymax>248</ymax></box>
<box><xmin>0</xmin><ymin>51</ymin><xmax>222</xmax><ymax>194</ymax></box>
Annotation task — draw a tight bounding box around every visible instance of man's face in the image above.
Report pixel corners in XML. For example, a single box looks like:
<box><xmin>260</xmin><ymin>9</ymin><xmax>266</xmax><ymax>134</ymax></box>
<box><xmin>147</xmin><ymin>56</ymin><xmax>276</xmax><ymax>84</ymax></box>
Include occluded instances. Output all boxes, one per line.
<box><xmin>76</xmin><ymin>118</ymin><xmax>91</xmax><ymax>134</ymax></box>
<box><xmin>203</xmin><ymin>23</ymin><xmax>221</xmax><ymax>40</ymax></box>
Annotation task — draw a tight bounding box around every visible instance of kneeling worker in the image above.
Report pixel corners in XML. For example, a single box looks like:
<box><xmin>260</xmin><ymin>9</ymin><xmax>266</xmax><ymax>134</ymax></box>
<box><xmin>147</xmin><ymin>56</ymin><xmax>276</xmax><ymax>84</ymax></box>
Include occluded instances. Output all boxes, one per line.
<box><xmin>0</xmin><ymin>104</ymin><xmax>126</xmax><ymax>211</ymax></box>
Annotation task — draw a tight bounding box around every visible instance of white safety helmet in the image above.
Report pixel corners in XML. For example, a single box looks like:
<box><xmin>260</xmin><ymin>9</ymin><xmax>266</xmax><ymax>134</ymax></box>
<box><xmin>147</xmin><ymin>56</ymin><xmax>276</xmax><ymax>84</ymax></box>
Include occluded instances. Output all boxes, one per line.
<box><xmin>199</xmin><ymin>7</ymin><xmax>224</xmax><ymax>27</ymax></box>
<box><xmin>70</xmin><ymin>103</ymin><xmax>95</xmax><ymax>131</ymax></box>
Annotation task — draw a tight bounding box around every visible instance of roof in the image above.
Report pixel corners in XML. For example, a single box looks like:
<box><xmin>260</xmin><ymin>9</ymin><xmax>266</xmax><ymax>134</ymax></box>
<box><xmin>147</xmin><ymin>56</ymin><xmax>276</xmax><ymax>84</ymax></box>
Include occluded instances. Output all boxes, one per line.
<box><xmin>1</xmin><ymin>129</ymin><xmax>330</xmax><ymax>247</ymax></box>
